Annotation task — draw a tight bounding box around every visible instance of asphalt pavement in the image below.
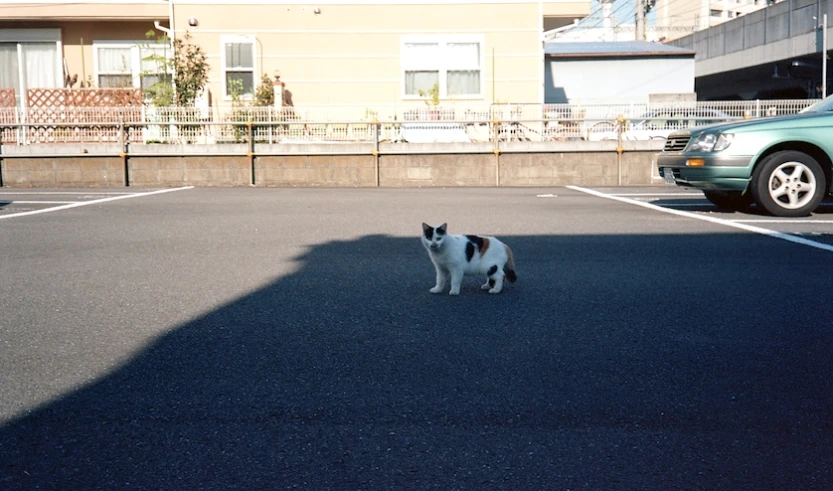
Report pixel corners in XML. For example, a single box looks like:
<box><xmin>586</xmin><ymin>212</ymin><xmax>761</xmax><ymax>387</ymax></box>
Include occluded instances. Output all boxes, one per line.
<box><xmin>1</xmin><ymin>186</ymin><xmax>831</xmax><ymax>490</ymax></box>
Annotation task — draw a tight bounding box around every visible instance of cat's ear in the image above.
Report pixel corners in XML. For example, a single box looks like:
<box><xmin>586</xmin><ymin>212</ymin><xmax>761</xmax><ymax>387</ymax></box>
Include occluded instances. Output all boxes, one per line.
<box><xmin>437</xmin><ymin>223</ymin><xmax>447</xmax><ymax>234</ymax></box>
<box><xmin>422</xmin><ymin>222</ymin><xmax>432</xmax><ymax>232</ymax></box>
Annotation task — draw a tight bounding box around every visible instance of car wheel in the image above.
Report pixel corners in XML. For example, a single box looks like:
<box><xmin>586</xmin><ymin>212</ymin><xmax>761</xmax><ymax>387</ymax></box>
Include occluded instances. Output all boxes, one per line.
<box><xmin>702</xmin><ymin>190</ymin><xmax>754</xmax><ymax>211</ymax></box>
<box><xmin>751</xmin><ymin>151</ymin><xmax>826</xmax><ymax>217</ymax></box>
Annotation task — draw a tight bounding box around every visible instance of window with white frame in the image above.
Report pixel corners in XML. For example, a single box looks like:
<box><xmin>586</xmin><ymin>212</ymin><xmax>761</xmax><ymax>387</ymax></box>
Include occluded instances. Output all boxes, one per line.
<box><xmin>222</xmin><ymin>36</ymin><xmax>256</xmax><ymax>98</ymax></box>
<box><xmin>94</xmin><ymin>41</ymin><xmax>170</xmax><ymax>92</ymax></box>
<box><xmin>96</xmin><ymin>44</ymin><xmax>133</xmax><ymax>88</ymax></box>
<box><xmin>0</xmin><ymin>29</ymin><xmax>62</xmax><ymax>106</ymax></box>
<box><xmin>402</xmin><ymin>36</ymin><xmax>483</xmax><ymax>99</ymax></box>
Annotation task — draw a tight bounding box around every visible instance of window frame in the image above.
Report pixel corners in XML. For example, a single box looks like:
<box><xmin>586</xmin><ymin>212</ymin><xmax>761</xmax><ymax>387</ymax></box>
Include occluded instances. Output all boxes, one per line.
<box><xmin>400</xmin><ymin>34</ymin><xmax>484</xmax><ymax>101</ymax></box>
<box><xmin>92</xmin><ymin>40</ymin><xmax>171</xmax><ymax>92</ymax></box>
<box><xmin>93</xmin><ymin>41</ymin><xmax>136</xmax><ymax>89</ymax></box>
<box><xmin>220</xmin><ymin>35</ymin><xmax>257</xmax><ymax>101</ymax></box>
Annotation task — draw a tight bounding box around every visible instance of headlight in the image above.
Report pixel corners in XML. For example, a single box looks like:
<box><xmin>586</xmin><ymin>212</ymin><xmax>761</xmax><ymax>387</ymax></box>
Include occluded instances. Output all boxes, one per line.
<box><xmin>686</xmin><ymin>133</ymin><xmax>734</xmax><ymax>152</ymax></box>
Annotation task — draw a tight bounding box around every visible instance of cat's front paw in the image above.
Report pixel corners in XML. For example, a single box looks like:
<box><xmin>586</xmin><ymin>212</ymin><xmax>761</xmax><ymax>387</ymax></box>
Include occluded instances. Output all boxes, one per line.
<box><xmin>429</xmin><ymin>286</ymin><xmax>444</xmax><ymax>294</ymax></box>
<box><xmin>488</xmin><ymin>288</ymin><xmax>502</xmax><ymax>294</ymax></box>
<box><xmin>449</xmin><ymin>289</ymin><xmax>460</xmax><ymax>295</ymax></box>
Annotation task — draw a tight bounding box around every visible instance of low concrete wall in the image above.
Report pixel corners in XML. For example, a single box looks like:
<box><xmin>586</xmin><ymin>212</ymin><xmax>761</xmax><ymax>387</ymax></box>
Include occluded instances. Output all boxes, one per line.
<box><xmin>0</xmin><ymin>141</ymin><xmax>666</xmax><ymax>188</ymax></box>
<box><xmin>381</xmin><ymin>153</ymin><xmax>496</xmax><ymax>187</ymax></box>
<box><xmin>128</xmin><ymin>156</ymin><xmax>251</xmax><ymax>187</ymax></box>
<box><xmin>2</xmin><ymin>156</ymin><xmax>125</xmax><ymax>187</ymax></box>
<box><xmin>258</xmin><ymin>155</ymin><xmax>377</xmax><ymax>187</ymax></box>
<box><xmin>500</xmin><ymin>151</ymin><xmax>618</xmax><ymax>186</ymax></box>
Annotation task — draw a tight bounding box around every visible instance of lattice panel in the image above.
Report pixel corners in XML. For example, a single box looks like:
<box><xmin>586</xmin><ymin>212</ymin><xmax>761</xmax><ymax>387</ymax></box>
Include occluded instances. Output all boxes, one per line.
<box><xmin>27</xmin><ymin>106</ymin><xmax>143</xmax><ymax>123</ymax></box>
<box><xmin>0</xmin><ymin>88</ymin><xmax>15</xmax><ymax>108</ymax></box>
<box><xmin>24</xmin><ymin>89</ymin><xmax>144</xmax><ymax>142</ymax></box>
<box><xmin>27</xmin><ymin>88</ymin><xmax>143</xmax><ymax>108</ymax></box>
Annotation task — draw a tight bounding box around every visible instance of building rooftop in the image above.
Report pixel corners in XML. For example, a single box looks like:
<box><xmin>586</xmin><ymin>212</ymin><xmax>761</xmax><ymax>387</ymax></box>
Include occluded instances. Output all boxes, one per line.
<box><xmin>544</xmin><ymin>41</ymin><xmax>695</xmax><ymax>58</ymax></box>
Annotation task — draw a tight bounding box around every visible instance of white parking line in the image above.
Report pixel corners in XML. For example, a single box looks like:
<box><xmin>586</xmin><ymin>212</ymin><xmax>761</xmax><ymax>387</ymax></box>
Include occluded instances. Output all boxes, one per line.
<box><xmin>0</xmin><ymin>191</ymin><xmax>134</xmax><ymax>195</ymax></box>
<box><xmin>3</xmin><ymin>200</ymin><xmax>80</xmax><ymax>204</ymax></box>
<box><xmin>568</xmin><ymin>185</ymin><xmax>833</xmax><ymax>253</ymax></box>
<box><xmin>610</xmin><ymin>192</ymin><xmax>704</xmax><ymax>197</ymax></box>
<box><xmin>0</xmin><ymin>186</ymin><xmax>194</xmax><ymax>220</ymax></box>
<box><xmin>733</xmin><ymin>219</ymin><xmax>833</xmax><ymax>224</ymax></box>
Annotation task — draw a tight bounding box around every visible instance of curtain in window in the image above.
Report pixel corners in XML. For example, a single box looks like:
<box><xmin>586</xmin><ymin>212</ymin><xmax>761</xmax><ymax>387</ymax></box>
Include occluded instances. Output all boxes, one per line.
<box><xmin>446</xmin><ymin>43</ymin><xmax>479</xmax><ymax>96</ymax></box>
<box><xmin>447</xmin><ymin>70</ymin><xmax>480</xmax><ymax>96</ymax></box>
<box><xmin>98</xmin><ymin>47</ymin><xmax>131</xmax><ymax>73</ymax></box>
<box><xmin>225</xmin><ymin>43</ymin><xmax>253</xmax><ymax>69</ymax></box>
<box><xmin>97</xmin><ymin>46</ymin><xmax>132</xmax><ymax>87</ymax></box>
<box><xmin>0</xmin><ymin>43</ymin><xmax>20</xmax><ymax>93</ymax></box>
<box><xmin>140</xmin><ymin>45</ymin><xmax>168</xmax><ymax>73</ymax></box>
<box><xmin>404</xmin><ymin>71</ymin><xmax>439</xmax><ymax>95</ymax></box>
<box><xmin>140</xmin><ymin>45</ymin><xmax>170</xmax><ymax>92</ymax></box>
<box><xmin>225</xmin><ymin>42</ymin><xmax>254</xmax><ymax>94</ymax></box>
<box><xmin>141</xmin><ymin>73</ymin><xmax>171</xmax><ymax>92</ymax></box>
<box><xmin>21</xmin><ymin>43</ymin><xmax>58</xmax><ymax>89</ymax></box>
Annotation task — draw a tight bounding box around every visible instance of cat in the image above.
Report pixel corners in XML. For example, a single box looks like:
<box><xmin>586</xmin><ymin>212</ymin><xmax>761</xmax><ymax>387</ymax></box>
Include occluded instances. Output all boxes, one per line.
<box><xmin>421</xmin><ymin>222</ymin><xmax>517</xmax><ymax>295</ymax></box>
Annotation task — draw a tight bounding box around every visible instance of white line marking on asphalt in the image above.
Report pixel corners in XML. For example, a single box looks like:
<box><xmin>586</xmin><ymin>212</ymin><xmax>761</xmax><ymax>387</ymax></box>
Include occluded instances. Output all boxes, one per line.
<box><xmin>0</xmin><ymin>187</ymin><xmax>194</xmax><ymax>221</ymax></box>
<box><xmin>733</xmin><ymin>219</ymin><xmax>833</xmax><ymax>224</ymax></box>
<box><xmin>568</xmin><ymin>185</ymin><xmax>833</xmax><ymax>253</ymax></box>
<box><xmin>0</xmin><ymin>191</ymin><xmax>134</xmax><ymax>195</ymax></box>
<box><xmin>3</xmin><ymin>201</ymin><xmax>80</xmax><ymax>204</ymax></box>
<box><xmin>611</xmin><ymin>193</ymin><xmax>703</xmax><ymax>197</ymax></box>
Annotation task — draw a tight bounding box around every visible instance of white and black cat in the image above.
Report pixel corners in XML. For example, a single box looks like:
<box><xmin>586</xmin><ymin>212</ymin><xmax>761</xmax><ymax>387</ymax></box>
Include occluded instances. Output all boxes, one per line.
<box><xmin>421</xmin><ymin>222</ymin><xmax>517</xmax><ymax>295</ymax></box>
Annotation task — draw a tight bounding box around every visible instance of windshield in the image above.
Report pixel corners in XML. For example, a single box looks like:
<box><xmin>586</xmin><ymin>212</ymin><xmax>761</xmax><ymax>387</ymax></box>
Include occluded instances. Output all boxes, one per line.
<box><xmin>799</xmin><ymin>94</ymin><xmax>833</xmax><ymax>113</ymax></box>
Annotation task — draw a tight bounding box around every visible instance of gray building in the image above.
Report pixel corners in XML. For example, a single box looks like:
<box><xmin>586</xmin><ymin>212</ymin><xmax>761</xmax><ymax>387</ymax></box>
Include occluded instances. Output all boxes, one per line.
<box><xmin>668</xmin><ymin>0</ymin><xmax>830</xmax><ymax>100</ymax></box>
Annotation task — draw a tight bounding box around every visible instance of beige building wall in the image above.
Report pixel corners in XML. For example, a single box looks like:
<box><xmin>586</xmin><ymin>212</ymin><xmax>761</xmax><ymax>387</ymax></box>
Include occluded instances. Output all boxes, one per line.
<box><xmin>1</xmin><ymin>1</ymin><xmax>591</xmax><ymax>109</ymax></box>
<box><xmin>656</xmin><ymin>0</ymin><xmax>771</xmax><ymax>41</ymax></box>
<box><xmin>660</xmin><ymin>0</ymin><xmax>705</xmax><ymax>38</ymax></box>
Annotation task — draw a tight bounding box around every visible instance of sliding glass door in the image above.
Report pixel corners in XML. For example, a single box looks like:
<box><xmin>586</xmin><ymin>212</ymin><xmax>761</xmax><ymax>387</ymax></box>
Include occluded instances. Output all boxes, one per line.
<box><xmin>0</xmin><ymin>29</ymin><xmax>61</xmax><ymax>107</ymax></box>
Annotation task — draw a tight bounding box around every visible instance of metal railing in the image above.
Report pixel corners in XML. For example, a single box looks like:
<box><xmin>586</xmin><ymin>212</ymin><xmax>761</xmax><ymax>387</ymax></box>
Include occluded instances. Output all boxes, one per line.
<box><xmin>0</xmin><ymin>99</ymin><xmax>817</xmax><ymax>146</ymax></box>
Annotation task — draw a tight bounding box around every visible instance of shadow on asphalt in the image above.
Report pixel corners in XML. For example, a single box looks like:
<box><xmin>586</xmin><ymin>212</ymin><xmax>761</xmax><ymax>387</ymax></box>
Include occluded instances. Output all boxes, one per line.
<box><xmin>651</xmin><ymin>198</ymin><xmax>833</xmax><ymax>216</ymax></box>
<box><xmin>1</xmin><ymin>234</ymin><xmax>832</xmax><ymax>489</ymax></box>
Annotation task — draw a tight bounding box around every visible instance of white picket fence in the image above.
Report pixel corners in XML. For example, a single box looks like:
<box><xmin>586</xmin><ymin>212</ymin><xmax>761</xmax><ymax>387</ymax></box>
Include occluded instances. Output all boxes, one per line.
<box><xmin>0</xmin><ymin>99</ymin><xmax>818</xmax><ymax>145</ymax></box>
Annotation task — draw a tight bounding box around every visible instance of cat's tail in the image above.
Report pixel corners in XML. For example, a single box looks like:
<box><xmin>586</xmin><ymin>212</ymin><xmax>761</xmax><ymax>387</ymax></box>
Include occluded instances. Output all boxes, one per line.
<box><xmin>503</xmin><ymin>244</ymin><xmax>517</xmax><ymax>283</ymax></box>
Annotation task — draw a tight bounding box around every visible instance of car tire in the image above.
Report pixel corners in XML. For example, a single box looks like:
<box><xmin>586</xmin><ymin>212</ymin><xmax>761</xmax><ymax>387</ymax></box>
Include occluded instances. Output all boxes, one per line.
<box><xmin>751</xmin><ymin>151</ymin><xmax>826</xmax><ymax>217</ymax></box>
<box><xmin>702</xmin><ymin>190</ymin><xmax>754</xmax><ymax>211</ymax></box>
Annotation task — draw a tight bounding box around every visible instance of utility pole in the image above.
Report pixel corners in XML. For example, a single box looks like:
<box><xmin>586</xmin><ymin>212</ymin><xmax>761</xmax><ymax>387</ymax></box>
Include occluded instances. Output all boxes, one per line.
<box><xmin>636</xmin><ymin>0</ymin><xmax>646</xmax><ymax>41</ymax></box>
<box><xmin>816</xmin><ymin>13</ymin><xmax>828</xmax><ymax>97</ymax></box>
<box><xmin>637</xmin><ymin>0</ymin><xmax>657</xmax><ymax>41</ymax></box>
<box><xmin>821</xmin><ymin>14</ymin><xmax>827</xmax><ymax>99</ymax></box>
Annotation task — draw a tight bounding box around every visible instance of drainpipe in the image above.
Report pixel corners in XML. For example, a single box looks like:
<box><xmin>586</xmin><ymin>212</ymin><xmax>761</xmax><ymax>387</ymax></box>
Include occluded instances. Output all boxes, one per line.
<box><xmin>154</xmin><ymin>0</ymin><xmax>176</xmax><ymax>102</ymax></box>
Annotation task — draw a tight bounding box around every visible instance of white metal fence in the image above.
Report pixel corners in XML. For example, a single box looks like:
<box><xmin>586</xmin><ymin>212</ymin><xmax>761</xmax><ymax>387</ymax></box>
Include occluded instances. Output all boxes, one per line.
<box><xmin>0</xmin><ymin>99</ymin><xmax>817</xmax><ymax>146</ymax></box>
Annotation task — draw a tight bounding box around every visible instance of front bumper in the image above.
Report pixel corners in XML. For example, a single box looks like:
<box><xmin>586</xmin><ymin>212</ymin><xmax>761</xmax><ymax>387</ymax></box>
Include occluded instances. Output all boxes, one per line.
<box><xmin>656</xmin><ymin>154</ymin><xmax>753</xmax><ymax>191</ymax></box>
